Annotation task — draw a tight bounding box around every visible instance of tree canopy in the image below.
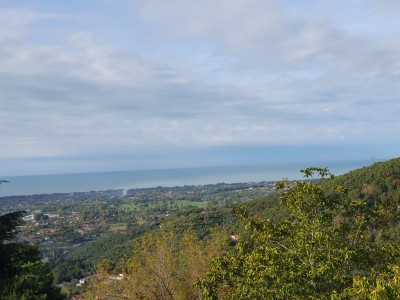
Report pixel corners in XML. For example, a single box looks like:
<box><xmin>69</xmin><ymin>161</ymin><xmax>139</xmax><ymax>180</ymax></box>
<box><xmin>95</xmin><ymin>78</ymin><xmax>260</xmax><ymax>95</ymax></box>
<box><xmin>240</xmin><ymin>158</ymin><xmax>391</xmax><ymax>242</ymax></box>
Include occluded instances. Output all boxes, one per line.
<box><xmin>0</xmin><ymin>211</ymin><xmax>63</xmax><ymax>300</ymax></box>
<box><xmin>197</xmin><ymin>167</ymin><xmax>400</xmax><ymax>299</ymax></box>
<box><xmin>82</xmin><ymin>160</ymin><xmax>400</xmax><ymax>299</ymax></box>
<box><xmin>86</xmin><ymin>225</ymin><xmax>229</xmax><ymax>300</ymax></box>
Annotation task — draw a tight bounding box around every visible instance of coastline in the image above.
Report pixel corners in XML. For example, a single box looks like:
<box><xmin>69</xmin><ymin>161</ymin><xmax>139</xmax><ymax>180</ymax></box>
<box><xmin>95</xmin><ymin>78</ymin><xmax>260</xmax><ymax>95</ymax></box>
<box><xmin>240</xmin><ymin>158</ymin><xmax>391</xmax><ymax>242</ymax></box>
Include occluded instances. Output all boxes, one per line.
<box><xmin>0</xmin><ymin>160</ymin><xmax>373</xmax><ymax>197</ymax></box>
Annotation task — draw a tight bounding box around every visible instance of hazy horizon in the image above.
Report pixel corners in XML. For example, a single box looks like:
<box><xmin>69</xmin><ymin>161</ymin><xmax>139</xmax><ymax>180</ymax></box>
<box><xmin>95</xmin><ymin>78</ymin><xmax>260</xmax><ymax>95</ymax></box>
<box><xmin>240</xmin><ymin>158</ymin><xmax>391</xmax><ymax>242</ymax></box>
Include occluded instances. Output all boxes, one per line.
<box><xmin>2</xmin><ymin>157</ymin><xmax>380</xmax><ymax>178</ymax></box>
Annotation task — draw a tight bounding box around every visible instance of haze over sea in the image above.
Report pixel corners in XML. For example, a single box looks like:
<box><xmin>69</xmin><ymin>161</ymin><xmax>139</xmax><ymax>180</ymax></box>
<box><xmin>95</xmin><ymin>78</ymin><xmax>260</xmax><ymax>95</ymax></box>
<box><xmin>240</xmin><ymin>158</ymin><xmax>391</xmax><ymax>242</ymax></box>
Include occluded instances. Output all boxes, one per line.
<box><xmin>0</xmin><ymin>160</ymin><xmax>374</xmax><ymax>197</ymax></box>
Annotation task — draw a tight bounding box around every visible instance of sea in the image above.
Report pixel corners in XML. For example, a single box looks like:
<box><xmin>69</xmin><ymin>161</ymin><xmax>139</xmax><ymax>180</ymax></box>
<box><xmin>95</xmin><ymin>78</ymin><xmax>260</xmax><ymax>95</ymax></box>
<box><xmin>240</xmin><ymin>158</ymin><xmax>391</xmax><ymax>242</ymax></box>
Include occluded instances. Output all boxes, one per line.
<box><xmin>0</xmin><ymin>160</ymin><xmax>374</xmax><ymax>197</ymax></box>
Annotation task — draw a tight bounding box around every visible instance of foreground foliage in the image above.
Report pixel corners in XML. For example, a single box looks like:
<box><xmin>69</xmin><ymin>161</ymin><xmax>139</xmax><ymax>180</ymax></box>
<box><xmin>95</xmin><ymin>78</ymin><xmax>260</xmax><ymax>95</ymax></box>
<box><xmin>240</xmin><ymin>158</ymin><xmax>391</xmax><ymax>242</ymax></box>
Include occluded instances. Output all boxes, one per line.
<box><xmin>86</xmin><ymin>226</ymin><xmax>229</xmax><ymax>300</ymax></box>
<box><xmin>0</xmin><ymin>211</ymin><xmax>63</xmax><ymax>300</ymax></box>
<box><xmin>197</xmin><ymin>167</ymin><xmax>400</xmax><ymax>299</ymax></box>
<box><xmin>86</xmin><ymin>160</ymin><xmax>400</xmax><ymax>299</ymax></box>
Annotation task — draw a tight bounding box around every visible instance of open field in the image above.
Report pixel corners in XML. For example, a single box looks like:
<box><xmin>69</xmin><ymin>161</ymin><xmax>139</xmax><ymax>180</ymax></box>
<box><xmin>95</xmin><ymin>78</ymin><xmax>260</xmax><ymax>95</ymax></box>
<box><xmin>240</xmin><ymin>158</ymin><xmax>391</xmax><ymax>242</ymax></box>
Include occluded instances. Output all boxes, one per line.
<box><xmin>120</xmin><ymin>199</ymin><xmax>207</xmax><ymax>211</ymax></box>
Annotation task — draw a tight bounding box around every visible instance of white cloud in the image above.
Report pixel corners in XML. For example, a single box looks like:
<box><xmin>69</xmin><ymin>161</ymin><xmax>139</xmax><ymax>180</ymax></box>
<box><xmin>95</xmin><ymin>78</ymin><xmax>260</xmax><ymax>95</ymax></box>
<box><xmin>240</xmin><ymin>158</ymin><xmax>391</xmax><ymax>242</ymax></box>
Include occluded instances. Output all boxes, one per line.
<box><xmin>0</xmin><ymin>1</ymin><xmax>399</xmax><ymax>174</ymax></box>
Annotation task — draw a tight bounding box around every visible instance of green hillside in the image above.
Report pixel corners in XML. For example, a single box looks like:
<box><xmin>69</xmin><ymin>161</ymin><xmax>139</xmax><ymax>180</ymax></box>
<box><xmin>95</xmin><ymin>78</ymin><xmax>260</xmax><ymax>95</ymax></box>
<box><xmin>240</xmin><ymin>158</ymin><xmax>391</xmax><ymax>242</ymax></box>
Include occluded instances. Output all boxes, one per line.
<box><xmin>87</xmin><ymin>158</ymin><xmax>400</xmax><ymax>299</ymax></box>
<box><xmin>323</xmin><ymin>158</ymin><xmax>400</xmax><ymax>199</ymax></box>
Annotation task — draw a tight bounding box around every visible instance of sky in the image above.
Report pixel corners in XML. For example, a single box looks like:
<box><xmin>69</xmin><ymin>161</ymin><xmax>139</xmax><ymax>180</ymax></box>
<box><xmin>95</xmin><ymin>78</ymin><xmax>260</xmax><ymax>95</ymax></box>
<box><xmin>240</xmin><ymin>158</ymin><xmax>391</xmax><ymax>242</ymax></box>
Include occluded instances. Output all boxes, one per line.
<box><xmin>0</xmin><ymin>0</ymin><xmax>399</xmax><ymax>176</ymax></box>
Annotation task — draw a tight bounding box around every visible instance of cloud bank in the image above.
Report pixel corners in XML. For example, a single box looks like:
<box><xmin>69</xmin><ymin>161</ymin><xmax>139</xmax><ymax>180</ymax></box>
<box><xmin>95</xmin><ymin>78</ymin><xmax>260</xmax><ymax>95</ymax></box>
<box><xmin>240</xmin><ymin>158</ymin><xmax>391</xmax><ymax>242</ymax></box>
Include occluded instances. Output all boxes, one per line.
<box><xmin>0</xmin><ymin>1</ymin><xmax>399</xmax><ymax>175</ymax></box>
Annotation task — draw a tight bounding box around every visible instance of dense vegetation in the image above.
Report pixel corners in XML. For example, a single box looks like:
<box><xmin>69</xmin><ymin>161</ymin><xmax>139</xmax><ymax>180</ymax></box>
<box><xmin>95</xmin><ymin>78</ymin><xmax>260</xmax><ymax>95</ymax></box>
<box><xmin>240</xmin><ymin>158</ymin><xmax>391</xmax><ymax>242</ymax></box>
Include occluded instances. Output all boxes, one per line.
<box><xmin>198</xmin><ymin>166</ymin><xmax>400</xmax><ymax>299</ymax></box>
<box><xmin>0</xmin><ymin>211</ymin><xmax>63</xmax><ymax>299</ymax></box>
<box><xmin>87</xmin><ymin>158</ymin><xmax>400</xmax><ymax>299</ymax></box>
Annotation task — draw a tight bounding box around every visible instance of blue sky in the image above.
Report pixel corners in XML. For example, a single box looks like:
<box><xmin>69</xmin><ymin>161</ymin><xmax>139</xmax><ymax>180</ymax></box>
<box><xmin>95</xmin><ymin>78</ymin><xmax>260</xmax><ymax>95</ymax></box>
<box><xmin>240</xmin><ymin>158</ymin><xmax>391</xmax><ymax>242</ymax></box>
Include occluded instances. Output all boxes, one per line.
<box><xmin>0</xmin><ymin>0</ymin><xmax>399</xmax><ymax>176</ymax></box>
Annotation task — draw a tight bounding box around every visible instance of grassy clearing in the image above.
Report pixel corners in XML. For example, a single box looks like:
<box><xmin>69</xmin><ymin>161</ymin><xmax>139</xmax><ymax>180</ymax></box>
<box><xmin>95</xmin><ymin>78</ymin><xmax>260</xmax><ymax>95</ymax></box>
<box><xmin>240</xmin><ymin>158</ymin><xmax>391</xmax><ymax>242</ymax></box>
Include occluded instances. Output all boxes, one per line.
<box><xmin>119</xmin><ymin>200</ymin><xmax>207</xmax><ymax>211</ymax></box>
<box><xmin>172</xmin><ymin>200</ymin><xmax>207</xmax><ymax>208</ymax></box>
<box><xmin>120</xmin><ymin>203</ymin><xmax>141</xmax><ymax>211</ymax></box>
<box><xmin>110</xmin><ymin>223</ymin><xmax>128</xmax><ymax>232</ymax></box>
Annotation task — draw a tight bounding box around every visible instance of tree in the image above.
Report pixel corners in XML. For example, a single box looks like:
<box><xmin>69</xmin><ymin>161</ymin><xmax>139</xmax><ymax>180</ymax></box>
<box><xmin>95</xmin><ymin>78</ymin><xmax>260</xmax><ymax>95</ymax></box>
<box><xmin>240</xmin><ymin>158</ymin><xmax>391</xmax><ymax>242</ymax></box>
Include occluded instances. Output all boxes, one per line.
<box><xmin>0</xmin><ymin>211</ymin><xmax>63</xmax><ymax>299</ymax></box>
<box><xmin>86</xmin><ymin>225</ymin><xmax>229</xmax><ymax>300</ymax></box>
<box><xmin>197</xmin><ymin>168</ymin><xmax>400</xmax><ymax>299</ymax></box>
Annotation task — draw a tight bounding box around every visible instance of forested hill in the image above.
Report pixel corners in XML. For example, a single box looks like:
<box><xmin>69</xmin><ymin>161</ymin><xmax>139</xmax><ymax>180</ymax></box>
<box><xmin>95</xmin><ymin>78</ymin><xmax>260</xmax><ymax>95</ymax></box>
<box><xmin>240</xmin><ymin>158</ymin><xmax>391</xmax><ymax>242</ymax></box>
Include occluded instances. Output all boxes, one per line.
<box><xmin>242</xmin><ymin>158</ymin><xmax>400</xmax><ymax>223</ymax></box>
<box><xmin>87</xmin><ymin>158</ymin><xmax>400</xmax><ymax>299</ymax></box>
<box><xmin>322</xmin><ymin>157</ymin><xmax>400</xmax><ymax>202</ymax></box>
